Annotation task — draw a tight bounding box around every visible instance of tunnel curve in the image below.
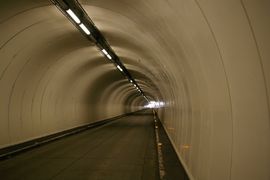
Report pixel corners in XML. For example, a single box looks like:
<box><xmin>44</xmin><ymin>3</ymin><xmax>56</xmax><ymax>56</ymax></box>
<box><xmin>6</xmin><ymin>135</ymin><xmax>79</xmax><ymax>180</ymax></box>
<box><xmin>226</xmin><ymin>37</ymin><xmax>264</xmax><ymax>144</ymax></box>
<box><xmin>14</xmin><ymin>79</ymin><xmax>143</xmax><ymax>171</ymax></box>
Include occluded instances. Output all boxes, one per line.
<box><xmin>1</xmin><ymin>1</ymin><xmax>270</xmax><ymax>180</ymax></box>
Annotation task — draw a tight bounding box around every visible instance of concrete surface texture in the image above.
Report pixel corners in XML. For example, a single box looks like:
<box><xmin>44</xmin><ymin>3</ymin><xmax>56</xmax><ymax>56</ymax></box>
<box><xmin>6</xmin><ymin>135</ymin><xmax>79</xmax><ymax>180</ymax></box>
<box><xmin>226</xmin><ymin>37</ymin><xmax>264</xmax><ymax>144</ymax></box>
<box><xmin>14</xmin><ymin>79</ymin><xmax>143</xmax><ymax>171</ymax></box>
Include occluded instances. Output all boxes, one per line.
<box><xmin>0</xmin><ymin>0</ymin><xmax>270</xmax><ymax>180</ymax></box>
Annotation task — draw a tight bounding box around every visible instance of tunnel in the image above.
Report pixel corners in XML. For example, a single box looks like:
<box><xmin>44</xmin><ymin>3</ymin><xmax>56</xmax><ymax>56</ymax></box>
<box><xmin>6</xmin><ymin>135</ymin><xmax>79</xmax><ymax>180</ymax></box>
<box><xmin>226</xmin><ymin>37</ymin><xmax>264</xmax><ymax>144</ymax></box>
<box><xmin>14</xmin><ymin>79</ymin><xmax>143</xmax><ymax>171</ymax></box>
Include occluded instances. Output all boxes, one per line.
<box><xmin>0</xmin><ymin>0</ymin><xmax>269</xmax><ymax>180</ymax></box>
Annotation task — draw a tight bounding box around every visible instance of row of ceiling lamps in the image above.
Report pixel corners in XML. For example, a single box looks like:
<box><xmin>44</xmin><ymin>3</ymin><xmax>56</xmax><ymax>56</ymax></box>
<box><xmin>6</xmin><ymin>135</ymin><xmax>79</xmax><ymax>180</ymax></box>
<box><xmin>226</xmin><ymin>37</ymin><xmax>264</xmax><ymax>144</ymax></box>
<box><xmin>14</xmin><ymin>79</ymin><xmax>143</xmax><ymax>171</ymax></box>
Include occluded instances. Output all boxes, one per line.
<box><xmin>52</xmin><ymin>0</ymin><xmax>148</xmax><ymax>101</ymax></box>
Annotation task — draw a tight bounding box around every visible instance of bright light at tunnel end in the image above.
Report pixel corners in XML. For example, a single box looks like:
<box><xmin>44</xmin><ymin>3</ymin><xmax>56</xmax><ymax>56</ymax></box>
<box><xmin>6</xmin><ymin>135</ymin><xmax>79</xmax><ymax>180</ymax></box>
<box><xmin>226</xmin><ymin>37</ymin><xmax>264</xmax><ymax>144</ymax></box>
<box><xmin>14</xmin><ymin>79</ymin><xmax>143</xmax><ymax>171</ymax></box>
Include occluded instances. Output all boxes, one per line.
<box><xmin>144</xmin><ymin>101</ymin><xmax>165</xmax><ymax>109</ymax></box>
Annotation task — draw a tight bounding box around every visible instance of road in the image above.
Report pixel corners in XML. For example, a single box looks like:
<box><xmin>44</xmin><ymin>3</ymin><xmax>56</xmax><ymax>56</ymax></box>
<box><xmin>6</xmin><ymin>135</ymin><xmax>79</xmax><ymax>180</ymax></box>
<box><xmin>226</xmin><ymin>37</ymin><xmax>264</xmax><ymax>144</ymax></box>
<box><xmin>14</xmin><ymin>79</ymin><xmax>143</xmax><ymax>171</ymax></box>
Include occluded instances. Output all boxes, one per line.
<box><xmin>0</xmin><ymin>110</ymin><xmax>188</xmax><ymax>180</ymax></box>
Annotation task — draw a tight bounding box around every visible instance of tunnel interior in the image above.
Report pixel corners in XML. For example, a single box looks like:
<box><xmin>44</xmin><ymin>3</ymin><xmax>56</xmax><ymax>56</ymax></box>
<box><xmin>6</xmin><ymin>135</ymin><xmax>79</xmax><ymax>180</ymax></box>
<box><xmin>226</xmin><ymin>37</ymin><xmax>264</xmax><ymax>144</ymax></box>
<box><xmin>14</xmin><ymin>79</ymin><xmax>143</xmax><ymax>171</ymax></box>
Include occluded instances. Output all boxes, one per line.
<box><xmin>0</xmin><ymin>0</ymin><xmax>270</xmax><ymax>180</ymax></box>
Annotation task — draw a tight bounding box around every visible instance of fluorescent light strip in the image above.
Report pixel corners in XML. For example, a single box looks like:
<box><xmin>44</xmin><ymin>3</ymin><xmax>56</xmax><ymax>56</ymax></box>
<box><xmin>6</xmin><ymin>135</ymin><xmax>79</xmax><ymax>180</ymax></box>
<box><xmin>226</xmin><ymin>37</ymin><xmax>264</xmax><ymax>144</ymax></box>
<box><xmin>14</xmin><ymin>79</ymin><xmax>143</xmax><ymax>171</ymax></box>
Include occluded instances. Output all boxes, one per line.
<box><xmin>79</xmin><ymin>24</ymin><xmax>91</xmax><ymax>35</ymax></box>
<box><xmin>60</xmin><ymin>6</ymin><xmax>147</xmax><ymax>100</ymax></box>
<box><xmin>102</xmin><ymin>49</ymin><xmax>108</xmax><ymax>55</ymax></box>
<box><xmin>66</xmin><ymin>9</ymin><xmax>81</xmax><ymax>24</ymax></box>
<box><xmin>101</xmin><ymin>49</ymin><xmax>112</xmax><ymax>59</ymax></box>
<box><xmin>107</xmin><ymin>54</ymin><xmax>112</xmax><ymax>60</ymax></box>
<box><xmin>117</xmin><ymin>65</ymin><xmax>123</xmax><ymax>72</ymax></box>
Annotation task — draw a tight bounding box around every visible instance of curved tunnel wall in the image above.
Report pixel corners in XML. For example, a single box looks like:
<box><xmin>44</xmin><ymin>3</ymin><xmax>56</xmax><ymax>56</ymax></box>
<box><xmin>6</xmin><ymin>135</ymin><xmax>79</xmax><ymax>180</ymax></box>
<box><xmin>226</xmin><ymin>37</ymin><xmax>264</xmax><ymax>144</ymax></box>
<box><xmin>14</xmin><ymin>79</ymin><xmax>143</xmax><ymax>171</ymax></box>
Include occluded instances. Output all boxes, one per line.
<box><xmin>0</xmin><ymin>3</ymin><xmax>146</xmax><ymax>148</ymax></box>
<box><xmin>0</xmin><ymin>0</ymin><xmax>270</xmax><ymax>180</ymax></box>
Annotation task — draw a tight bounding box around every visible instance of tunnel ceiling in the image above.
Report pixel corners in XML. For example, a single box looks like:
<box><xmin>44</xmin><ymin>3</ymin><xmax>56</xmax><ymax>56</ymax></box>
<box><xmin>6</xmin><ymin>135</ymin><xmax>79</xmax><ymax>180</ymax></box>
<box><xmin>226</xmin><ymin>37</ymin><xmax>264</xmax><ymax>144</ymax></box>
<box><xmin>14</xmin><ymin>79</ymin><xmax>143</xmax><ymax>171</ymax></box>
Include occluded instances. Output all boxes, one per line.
<box><xmin>1</xmin><ymin>0</ymin><xmax>270</xmax><ymax>180</ymax></box>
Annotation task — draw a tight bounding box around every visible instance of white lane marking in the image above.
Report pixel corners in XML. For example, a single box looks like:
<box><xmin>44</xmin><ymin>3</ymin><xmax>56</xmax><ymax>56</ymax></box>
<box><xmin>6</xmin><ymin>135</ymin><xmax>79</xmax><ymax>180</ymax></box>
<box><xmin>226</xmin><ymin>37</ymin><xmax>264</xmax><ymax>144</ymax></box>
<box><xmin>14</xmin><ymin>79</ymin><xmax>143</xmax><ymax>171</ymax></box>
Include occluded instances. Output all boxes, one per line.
<box><xmin>154</xmin><ymin>114</ymin><xmax>165</xmax><ymax>179</ymax></box>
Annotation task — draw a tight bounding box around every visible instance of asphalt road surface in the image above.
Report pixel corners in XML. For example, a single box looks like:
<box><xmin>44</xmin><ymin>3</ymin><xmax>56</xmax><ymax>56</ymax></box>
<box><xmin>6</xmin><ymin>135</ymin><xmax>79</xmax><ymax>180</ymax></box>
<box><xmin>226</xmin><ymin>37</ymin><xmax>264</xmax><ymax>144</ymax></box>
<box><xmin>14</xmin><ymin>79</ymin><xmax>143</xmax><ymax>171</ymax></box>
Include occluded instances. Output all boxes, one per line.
<box><xmin>0</xmin><ymin>110</ymin><xmax>188</xmax><ymax>180</ymax></box>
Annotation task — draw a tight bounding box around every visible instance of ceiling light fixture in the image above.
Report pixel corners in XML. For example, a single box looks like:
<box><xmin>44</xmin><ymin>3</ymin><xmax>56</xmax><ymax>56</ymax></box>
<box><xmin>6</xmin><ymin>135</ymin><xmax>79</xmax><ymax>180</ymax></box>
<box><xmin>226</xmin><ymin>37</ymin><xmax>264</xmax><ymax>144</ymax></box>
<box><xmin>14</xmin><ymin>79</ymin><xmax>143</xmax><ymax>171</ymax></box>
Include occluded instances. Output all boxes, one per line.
<box><xmin>66</xmin><ymin>9</ymin><xmax>80</xmax><ymax>24</ymax></box>
<box><xmin>53</xmin><ymin>0</ymin><xmax>149</xmax><ymax>102</ymax></box>
<box><xmin>79</xmin><ymin>24</ymin><xmax>90</xmax><ymax>35</ymax></box>
<box><xmin>107</xmin><ymin>54</ymin><xmax>112</xmax><ymax>60</ymax></box>
<box><xmin>102</xmin><ymin>49</ymin><xmax>108</xmax><ymax>55</ymax></box>
<box><xmin>117</xmin><ymin>65</ymin><xmax>123</xmax><ymax>72</ymax></box>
